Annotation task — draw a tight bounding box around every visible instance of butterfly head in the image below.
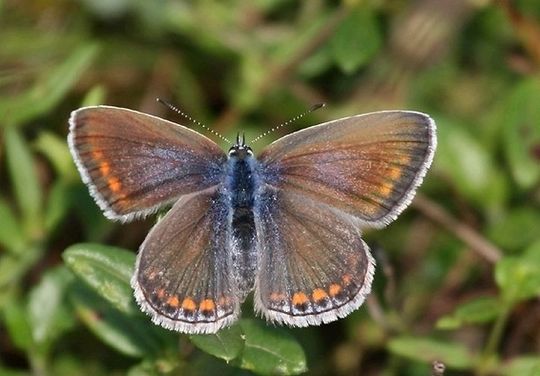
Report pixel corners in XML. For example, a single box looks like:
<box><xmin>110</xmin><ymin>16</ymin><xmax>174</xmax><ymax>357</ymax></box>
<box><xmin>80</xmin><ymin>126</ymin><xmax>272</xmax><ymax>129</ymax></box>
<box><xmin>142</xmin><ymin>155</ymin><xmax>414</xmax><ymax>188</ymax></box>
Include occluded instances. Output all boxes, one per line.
<box><xmin>229</xmin><ymin>132</ymin><xmax>253</xmax><ymax>160</ymax></box>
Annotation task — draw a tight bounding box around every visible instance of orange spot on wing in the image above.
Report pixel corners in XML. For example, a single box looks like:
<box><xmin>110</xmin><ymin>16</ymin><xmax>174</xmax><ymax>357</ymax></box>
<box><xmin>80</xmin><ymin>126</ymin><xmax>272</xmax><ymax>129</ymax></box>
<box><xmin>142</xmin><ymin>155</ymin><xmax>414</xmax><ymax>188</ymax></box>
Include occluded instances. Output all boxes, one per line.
<box><xmin>92</xmin><ymin>151</ymin><xmax>104</xmax><ymax>159</ymax></box>
<box><xmin>292</xmin><ymin>292</ymin><xmax>309</xmax><ymax>306</ymax></box>
<box><xmin>157</xmin><ymin>289</ymin><xmax>166</xmax><ymax>298</ymax></box>
<box><xmin>182</xmin><ymin>298</ymin><xmax>197</xmax><ymax>311</ymax></box>
<box><xmin>108</xmin><ymin>177</ymin><xmax>122</xmax><ymax>193</ymax></box>
<box><xmin>388</xmin><ymin>167</ymin><xmax>402</xmax><ymax>180</ymax></box>
<box><xmin>312</xmin><ymin>288</ymin><xmax>328</xmax><ymax>302</ymax></box>
<box><xmin>218</xmin><ymin>295</ymin><xmax>231</xmax><ymax>307</ymax></box>
<box><xmin>270</xmin><ymin>292</ymin><xmax>286</xmax><ymax>302</ymax></box>
<box><xmin>399</xmin><ymin>155</ymin><xmax>411</xmax><ymax>164</ymax></box>
<box><xmin>329</xmin><ymin>283</ymin><xmax>342</xmax><ymax>297</ymax></box>
<box><xmin>342</xmin><ymin>274</ymin><xmax>352</xmax><ymax>285</ymax></box>
<box><xmin>99</xmin><ymin>162</ymin><xmax>111</xmax><ymax>176</ymax></box>
<box><xmin>167</xmin><ymin>295</ymin><xmax>180</xmax><ymax>307</ymax></box>
<box><xmin>379</xmin><ymin>184</ymin><xmax>393</xmax><ymax>198</ymax></box>
<box><xmin>200</xmin><ymin>299</ymin><xmax>216</xmax><ymax>312</ymax></box>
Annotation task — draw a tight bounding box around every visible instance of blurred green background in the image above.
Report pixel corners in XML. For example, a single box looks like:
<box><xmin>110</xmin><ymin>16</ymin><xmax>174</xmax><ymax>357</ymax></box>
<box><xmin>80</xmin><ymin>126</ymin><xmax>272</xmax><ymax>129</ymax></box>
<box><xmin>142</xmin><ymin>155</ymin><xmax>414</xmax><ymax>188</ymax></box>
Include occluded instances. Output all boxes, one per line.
<box><xmin>1</xmin><ymin>0</ymin><xmax>540</xmax><ymax>375</ymax></box>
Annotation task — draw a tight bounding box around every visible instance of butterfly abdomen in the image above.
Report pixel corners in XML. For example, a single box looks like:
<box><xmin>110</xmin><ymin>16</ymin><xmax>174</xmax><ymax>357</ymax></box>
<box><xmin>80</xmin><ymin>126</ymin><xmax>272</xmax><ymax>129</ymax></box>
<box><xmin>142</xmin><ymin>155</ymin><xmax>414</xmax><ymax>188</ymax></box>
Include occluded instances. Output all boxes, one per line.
<box><xmin>227</xmin><ymin>153</ymin><xmax>258</xmax><ymax>299</ymax></box>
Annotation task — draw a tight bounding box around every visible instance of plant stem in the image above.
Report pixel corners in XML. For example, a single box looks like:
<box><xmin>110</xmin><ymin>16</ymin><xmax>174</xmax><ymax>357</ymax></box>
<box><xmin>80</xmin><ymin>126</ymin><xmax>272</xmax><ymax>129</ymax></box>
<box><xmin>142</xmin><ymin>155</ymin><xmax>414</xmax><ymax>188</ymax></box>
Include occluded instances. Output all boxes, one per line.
<box><xmin>478</xmin><ymin>303</ymin><xmax>512</xmax><ymax>375</ymax></box>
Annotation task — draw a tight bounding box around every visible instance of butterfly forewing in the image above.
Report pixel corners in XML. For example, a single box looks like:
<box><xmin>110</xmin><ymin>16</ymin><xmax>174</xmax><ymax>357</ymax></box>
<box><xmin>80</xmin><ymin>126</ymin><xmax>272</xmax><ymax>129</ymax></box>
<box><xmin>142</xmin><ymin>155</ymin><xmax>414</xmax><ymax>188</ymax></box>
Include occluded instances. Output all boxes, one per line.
<box><xmin>132</xmin><ymin>187</ymin><xmax>239</xmax><ymax>334</ymax></box>
<box><xmin>254</xmin><ymin>188</ymin><xmax>375</xmax><ymax>326</ymax></box>
<box><xmin>257</xmin><ymin>111</ymin><xmax>436</xmax><ymax>227</ymax></box>
<box><xmin>68</xmin><ymin>106</ymin><xmax>227</xmax><ymax>221</ymax></box>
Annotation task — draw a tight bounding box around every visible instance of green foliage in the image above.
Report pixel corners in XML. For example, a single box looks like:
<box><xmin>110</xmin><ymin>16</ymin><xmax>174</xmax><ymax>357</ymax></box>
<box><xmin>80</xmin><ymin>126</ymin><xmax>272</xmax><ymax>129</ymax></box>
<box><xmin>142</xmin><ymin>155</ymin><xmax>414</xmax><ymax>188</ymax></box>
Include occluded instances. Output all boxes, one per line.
<box><xmin>387</xmin><ymin>337</ymin><xmax>474</xmax><ymax>370</ymax></box>
<box><xmin>1</xmin><ymin>1</ymin><xmax>540</xmax><ymax>375</ymax></box>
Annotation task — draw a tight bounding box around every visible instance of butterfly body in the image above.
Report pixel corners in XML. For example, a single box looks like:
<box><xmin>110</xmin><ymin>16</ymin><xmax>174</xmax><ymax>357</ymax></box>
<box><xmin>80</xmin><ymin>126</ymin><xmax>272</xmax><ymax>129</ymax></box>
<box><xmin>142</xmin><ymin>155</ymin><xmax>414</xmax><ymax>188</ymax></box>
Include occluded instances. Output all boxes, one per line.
<box><xmin>68</xmin><ymin>106</ymin><xmax>436</xmax><ymax>334</ymax></box>
<box><xmin>227</xmin><ymin>141</ymin><xmax>258</xmax><ymax>299</ymax></box>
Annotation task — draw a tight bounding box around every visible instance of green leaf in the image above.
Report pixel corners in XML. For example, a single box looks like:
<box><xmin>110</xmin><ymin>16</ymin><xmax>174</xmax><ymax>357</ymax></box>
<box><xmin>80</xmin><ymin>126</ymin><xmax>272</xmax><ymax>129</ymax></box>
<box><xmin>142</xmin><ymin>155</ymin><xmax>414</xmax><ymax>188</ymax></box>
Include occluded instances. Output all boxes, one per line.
<box><xmin>27</xmin><ymin>266</ymin><xmax>76</xmax><ymax>348</ymax></box>
<box><xmin>0</xmin><ymin>197</ymin><xmax>25</xmax><ymax>254</ymax></box>
<box><xmin>435</xmin><ymin>118</ymin><xmax>505</xmax><ymax>209</ymax></box>
<box><xmin>330</xmin><ymin>7</ymin><xmax>381</xmax><ymax>73</ymax></box>
<box><xmin>501</xmin><ymin>79</ymin><xmax>540</xmax><ymax>189</ymax></box>
<box><xmin>495</xmin><ymin>256</ymin><xmax>540</xmax><ymax>304</ymax></box>
<box><xmin>34</xmin><ymin>131</ymin><xmax>76</xmax><ymax>180</ymax></box>
<box><xmin>502</xmin><ymin>356</ymin><xmax>540</xmax><ymax>376</ymax></box>
<box><xmin>44</xmin><ymin>181</ymin><xmax>72</xmax><ymax>232</ymax></box>
<box><xmin>69</xmin><ymin>283</ymin><xmax>167</xmax><ymax>358</ymax></box>
<box><xmin>190</xmin><ymin>324</ymin><xmax>244</xmax><ymax>362</ymax></box>
<box><xmin>235</xmin><ymin>319</ymin><xmax>307</xmax><ymax>375</ymax></box>
<box><xmin>63</xmin><ymin>243</ymin><xmax>137</xmax><ymax>314</ymax></box>
<box><xmin>524</xmin><ymin>240</ymin><xmax>540</xmax><ymax>263</ymax></box>
<box><xmin>3</xmin><ymin>297</ymin><xmax>33</xmax><ymax>351</ymax></box>
<box><xmin>436</xmin><ymin>297</ymin><xmax>500</xmax><ymax>329</ymax></box>
<box><xmin>488</xmin><ymin>208</ymin><xmax>540</xmax><ymax>252</ymax></box>
<box><xmin>0</xmin><ymin>43</ymin><xmax>100</xmax><ymax>127</ymax></box>
<box><xmin>80</xmin><ymin>84</ymin><xmax>107</xmax><ymax>107</ymax></box>
<box><xmin>387</xmin><ymin>337</ymin><xmax>474</xmax><ymax>370</ymax></box>
<box><xmin>0</xmin><ymin>367</ymin><xmax>30</xmax><ymax>376</ymax></box>
<box><xmin>4</xmin><ymin>126</ymin><xmax>43</xmax><ymax>237</ymax></box>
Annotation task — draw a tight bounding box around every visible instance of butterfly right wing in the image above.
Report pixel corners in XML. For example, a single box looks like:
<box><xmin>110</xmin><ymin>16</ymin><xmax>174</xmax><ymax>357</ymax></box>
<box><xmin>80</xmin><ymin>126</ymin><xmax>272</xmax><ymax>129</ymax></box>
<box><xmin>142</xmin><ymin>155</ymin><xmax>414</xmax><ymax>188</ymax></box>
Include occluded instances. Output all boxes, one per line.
<box><xmin>132</xmin><ymin>186</ymin><xmax>239</xmax><ymax>334</ymax></box>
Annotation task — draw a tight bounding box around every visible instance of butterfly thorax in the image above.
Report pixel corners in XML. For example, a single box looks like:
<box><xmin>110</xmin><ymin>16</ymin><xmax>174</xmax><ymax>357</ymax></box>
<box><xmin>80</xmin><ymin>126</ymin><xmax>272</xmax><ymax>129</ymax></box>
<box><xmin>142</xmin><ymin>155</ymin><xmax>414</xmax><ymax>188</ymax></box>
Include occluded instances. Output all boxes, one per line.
<box><xmin>227</xmin><ymin>143</ymin><xmax>258</xmax><ymax>300</ymax></box>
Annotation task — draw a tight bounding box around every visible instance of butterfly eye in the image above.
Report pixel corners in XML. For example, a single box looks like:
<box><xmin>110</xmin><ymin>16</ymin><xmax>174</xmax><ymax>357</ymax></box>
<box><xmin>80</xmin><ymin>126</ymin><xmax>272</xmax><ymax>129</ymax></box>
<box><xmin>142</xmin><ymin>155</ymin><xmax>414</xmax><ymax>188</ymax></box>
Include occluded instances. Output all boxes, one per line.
<box><xmin>228</xmin><ymin>145</ymin><xmax>253</xmax><ymax>158</ymax></box>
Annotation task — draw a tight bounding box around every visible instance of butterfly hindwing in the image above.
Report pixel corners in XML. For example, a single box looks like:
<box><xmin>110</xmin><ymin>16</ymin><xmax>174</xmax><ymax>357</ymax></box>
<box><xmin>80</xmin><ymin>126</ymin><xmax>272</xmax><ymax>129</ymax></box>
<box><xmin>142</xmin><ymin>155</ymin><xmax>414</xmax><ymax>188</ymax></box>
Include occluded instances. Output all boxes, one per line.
<box><xmin>253</xmin><ymin>187</ymin><xmax>375</xmax><ymax>326</ymax></box>
<box><xmin>257</xmin><ymin>111</ymin><xmax>436</xmax><ymax>227</ymax></box>
<box><xmin>132</xmin><ymin>187</ymin><xmax>239</xmax><ymax>334</ymax></box>
<box><xmin>68</xmin><ymin>106</ymin><xmax>227</xmax><ymax>221</ymax></box>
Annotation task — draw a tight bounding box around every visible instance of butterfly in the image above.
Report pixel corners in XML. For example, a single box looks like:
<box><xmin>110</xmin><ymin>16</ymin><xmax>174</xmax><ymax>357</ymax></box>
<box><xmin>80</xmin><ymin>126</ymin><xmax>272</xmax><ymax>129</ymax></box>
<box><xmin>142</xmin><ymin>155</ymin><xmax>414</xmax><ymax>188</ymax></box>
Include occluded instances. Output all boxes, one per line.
<box><xmin>68</xmin><ymin>106</ymin><xmax>436</xmax><ymax>334</ymax></box>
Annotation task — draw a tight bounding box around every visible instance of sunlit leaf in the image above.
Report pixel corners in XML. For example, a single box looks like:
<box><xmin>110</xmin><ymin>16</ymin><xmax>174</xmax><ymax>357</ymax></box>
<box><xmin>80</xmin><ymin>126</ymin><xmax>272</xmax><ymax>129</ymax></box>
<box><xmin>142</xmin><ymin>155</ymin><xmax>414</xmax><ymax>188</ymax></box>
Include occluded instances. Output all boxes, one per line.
<box><xmin>330</xmin><ymin>7</ymin><xmax>381</xmax><ymax>73</ymax></box>
<box><xmin>0</xmin><ymin>197</ymin><xmax>25</xmax><ymax>254</ymax></box>
<box><xmin>436</xmin><ymin>297</ymin><xmax>500</xmax><ymax>329</ymax></box>
<box><xmin>388</xmin><ymin>337</ymin><xmax>474</xmax><ymax>370</ymax></box>
<box><xmin>27</xmin><ymin>266</ymin><xmax>75</xmax><ymax>347</ymax></box>
<box><xmin>4</xmin><ymin>126</ymin><xmax>43</xmax><ymax>237</ymax></box>
<box><xmin>190</xmin><ymin>324</ymin><xmax>244</xmax><ymax>362</ymax></box>
<box><xmin>501</xmin><ymin>79</ymin><xmax>540</xmax><ymax>189</ymax></box>
<box><xmin>63</xmin><ymin>243</ymin><xmax>137</xmax><ymax>314</ymax></box>
<box><xmin>495</xmin><ymin>256</ymin><xmax>540</xmax><ymax>303</ymax></box>
<box><xmin>502</xmin><ymin>356</ymin><xmax>540</xmax><ymax>376</ymax></box>
<box><xmin>235</xmin><ymin>319</ymin><xmax>307</xmax><ymax>375</ymax></box>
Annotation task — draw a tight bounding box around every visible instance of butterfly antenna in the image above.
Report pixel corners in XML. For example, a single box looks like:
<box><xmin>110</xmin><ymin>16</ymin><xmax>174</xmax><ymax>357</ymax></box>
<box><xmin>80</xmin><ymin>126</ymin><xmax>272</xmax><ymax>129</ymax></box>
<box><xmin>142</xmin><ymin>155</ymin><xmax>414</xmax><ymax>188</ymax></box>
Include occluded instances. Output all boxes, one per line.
<box><xmin>157</xmin><ymin>98</ymin><xmax>231</xmax><ymax>144</ymax></box>
<box><xmin>251</xmin><ymin>103</ymin><xmax>326</xmax><ymax>144</ymax></box>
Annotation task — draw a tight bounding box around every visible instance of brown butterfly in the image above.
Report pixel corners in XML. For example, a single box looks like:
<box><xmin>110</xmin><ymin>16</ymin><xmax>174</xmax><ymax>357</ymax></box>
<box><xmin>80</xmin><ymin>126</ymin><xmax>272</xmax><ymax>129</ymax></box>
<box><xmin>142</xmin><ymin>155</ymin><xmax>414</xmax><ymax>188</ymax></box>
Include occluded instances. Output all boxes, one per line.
<box><xmin>69</xmin><ymin>107</ymin><xmax>436</xmax><ymax>334</ymax></box>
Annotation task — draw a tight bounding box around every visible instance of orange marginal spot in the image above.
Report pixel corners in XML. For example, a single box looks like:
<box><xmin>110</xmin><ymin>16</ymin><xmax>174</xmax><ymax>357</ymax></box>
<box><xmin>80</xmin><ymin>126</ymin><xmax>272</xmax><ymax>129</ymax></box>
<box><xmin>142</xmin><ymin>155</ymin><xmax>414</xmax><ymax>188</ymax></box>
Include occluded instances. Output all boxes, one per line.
<box><xmin>342</xmin><ymin>274</ymin><xmax>352</xmax><ymax>285</ymax></box>
<box><xmin>218</xmin><ymin>295</ymin><xmax>231</xmax><ymax>307</ymax></box>
<box><xmin>181</xmin><ymin>297</ymin><xmax>197</xmax><ymax>311</ymax></box>
<box><xmin>92</xmin><ymin>150</ymin><xmax>104</xmax><ymax>159</ymax></box>
<box><xmin>270</xmin><ymin>292</ymin><xmax>286</xmax><ymax>302</ymax></box>
<box><xmin>108</xmin><ymin>177</ymin><xmax>122</xmax><ymax>193</ymax></box>
<box><xmin>167</xmin><ymin>295</ymin><xmax>180</xmax><ymax>308</ymax></box>
<box><xmin>312</xmin><ymin>288</ymin><xmax>328</xmax><ymax>302</ymax></box>
<box><xmin>379</xmin><ymin>184</ymin><xmax>393</xmax><ymax>198</ymax></box>
<box><xmin>388</xmin><ymin>167</ymin><xmax>402</xmax><ymax>180</ymax></box>
<box><xmin>99</xmin><ymin>161</ymin><xmax>111</xmax><ymax>176</ymax></box>
<box><xmin>329</xmin><ymin>283</ymin><xmax>342</xmax><ymax>297</ymax></box>
<box><xmin>399</xmin><ymin>155</ymin><xmax>410</xmax><ymax>164</ymax></box>
<box><xmin>200</xmin><ymin>299</ymin><xmax>216</xmax><ymax>312</ymax></box>
<box><xmin>292</xmin><ymin>292</ymin><xmax>309</xmax><ymax>306</ymax></box>
<box><xmin>156</xmin><ymin>288</ymin><xmax>166</xmax><ymax>299</ymax></box>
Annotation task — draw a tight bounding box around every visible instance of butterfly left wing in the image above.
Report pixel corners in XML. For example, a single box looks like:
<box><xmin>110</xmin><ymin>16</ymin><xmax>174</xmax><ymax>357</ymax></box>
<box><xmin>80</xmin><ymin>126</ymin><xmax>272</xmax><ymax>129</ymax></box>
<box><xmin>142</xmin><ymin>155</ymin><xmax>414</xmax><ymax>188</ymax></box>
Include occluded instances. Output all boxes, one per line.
<box><xmin>132</xmin><ymin>186</ymin><xmax>239</xmax><ymax>334</ymax></box>
<box><xmin>257</xmin><ymin>111</ymin><xmax>436</xmax><ymax>228</ymax></box>
<box><xmin>253</xmin><ymin>187</ymin><xmax>375</xmax><ymax>326</ymax></box>
<box><xmin>68</xmin><ymin>106</ymin><xmax>227</xmax><ymax>221</ymax></box>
